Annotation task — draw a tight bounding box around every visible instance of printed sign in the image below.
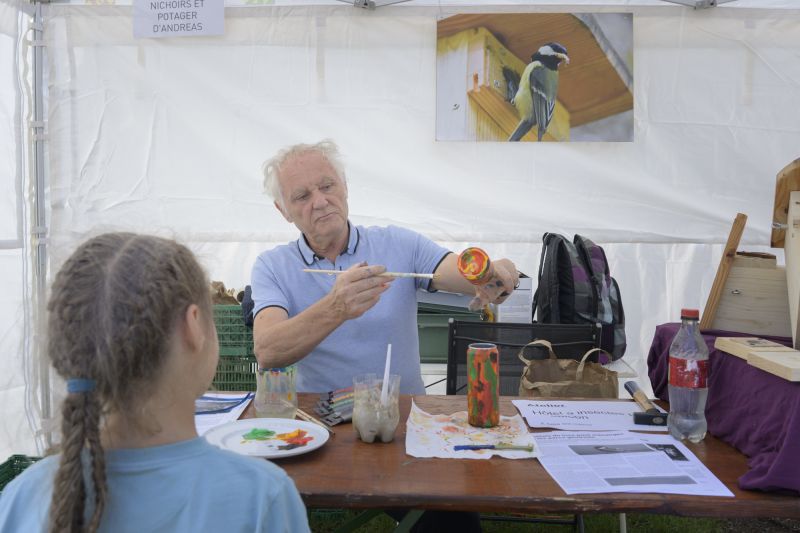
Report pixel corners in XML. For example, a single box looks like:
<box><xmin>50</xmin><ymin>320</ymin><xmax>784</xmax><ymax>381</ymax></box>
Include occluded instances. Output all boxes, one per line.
<box><xmin>133</xmin><ymin>0</ymin><xmax>224</xmax><ymax>38</ymax></box>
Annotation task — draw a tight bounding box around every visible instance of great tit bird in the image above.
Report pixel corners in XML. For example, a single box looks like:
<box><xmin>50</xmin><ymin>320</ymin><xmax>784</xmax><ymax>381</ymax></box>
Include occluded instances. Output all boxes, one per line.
<box><xmin>502</xmin><ymin>66</ymin><xmax>520</xmax><ymax>104</ymax></box>
<box><xmin>508</xmin><ymin>42</ymin><xmax>570</xmax><ymax>142</ymax></box>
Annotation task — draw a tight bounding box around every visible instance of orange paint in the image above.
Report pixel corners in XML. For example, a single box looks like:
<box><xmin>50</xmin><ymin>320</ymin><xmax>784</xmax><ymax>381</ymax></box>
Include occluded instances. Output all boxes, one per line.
<box><xmin>276</xmin><ymin>429</ymin><xmax>313</xmax><ymax>446</ymax></box>
<box><xmin>457</xmin><ymin>247</ymin><xmax>493</xmax><ymax>285</ymax></box>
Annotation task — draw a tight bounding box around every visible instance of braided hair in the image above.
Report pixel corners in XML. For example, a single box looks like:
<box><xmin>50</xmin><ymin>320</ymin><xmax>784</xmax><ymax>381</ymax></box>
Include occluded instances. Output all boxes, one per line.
<box><xmin>46</xmin><ymin>233</ymin><xmax>211</xmax><ymax>533</ymax></box>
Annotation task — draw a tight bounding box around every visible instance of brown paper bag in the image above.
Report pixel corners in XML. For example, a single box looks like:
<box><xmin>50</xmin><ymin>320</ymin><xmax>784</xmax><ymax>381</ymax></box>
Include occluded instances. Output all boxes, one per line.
<box><xmin>518</xmin><ymin>340</ymin><xmax>618</xmax><ymax>399</ymax></box>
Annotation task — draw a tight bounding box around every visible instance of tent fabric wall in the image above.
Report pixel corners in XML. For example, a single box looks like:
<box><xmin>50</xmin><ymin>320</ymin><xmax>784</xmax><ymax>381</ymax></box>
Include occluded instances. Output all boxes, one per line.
<box><xmin>0</xmin><ymin>0</ymin><xmax>37</xmax><ymax>461</ymax></box>
<box><xmin>1</xmin><ymin>1</ymin><xmax>799</xmax><ymax>455</ymax></box>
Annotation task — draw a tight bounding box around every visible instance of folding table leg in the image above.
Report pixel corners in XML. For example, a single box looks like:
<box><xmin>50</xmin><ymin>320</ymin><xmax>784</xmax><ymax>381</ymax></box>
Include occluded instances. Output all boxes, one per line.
<box><xmin>575</xmin><ymin>513</ymin><xmax>585</xmax><ymax>533</ymax></box>
<box><xmin>394</xmin><ymin>509</ymin><xmax>425</xmax><ymax>533</ymax></box>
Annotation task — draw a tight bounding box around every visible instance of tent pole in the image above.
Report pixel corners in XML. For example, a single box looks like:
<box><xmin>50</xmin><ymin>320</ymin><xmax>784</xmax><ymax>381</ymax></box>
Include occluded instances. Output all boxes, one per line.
<box><xmin>31</xmin><ymin>0</ymin><xmax>51</xmax><ymax>450</ymax></box>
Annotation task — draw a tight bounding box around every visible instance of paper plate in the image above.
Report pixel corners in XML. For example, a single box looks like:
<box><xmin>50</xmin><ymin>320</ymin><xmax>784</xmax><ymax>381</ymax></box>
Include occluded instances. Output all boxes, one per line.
<box><xmin>205</xmin><ymin>418</ymin><xmax>329</xmax><ymax>459</ymax></box>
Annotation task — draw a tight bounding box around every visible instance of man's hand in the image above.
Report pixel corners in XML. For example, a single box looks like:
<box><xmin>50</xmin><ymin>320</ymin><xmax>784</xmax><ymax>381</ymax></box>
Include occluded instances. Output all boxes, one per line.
<box><xmin>325</xmin><ymin>262</ymin><xmax>393</xmax><ymax>320</ymax></box>
<box><xmin>469</xmin><ymin>258</ymin><xmax>519</xmax><ymax>311</ymax></box>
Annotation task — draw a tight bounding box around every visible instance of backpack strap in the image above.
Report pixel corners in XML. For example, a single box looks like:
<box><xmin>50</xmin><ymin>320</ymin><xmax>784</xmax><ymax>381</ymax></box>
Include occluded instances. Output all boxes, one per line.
<box><xmin>609</xmin><ymin>277</ymin><xmax>627</xmax><ymax>359</ymax></box>
<box><xmin>532</xmin><ymin>233</ymin><xmax>551</xmax><ymax>320</ymax></box>
<box><xmin>534</xmin><ymin>233</ymin><xmax>566</xmax><ymax>323</ymax></box>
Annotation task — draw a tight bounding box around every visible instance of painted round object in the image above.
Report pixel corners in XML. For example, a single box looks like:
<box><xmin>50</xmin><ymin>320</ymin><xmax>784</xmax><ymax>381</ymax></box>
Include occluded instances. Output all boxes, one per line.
<box><xmin>457</xmin><ymin>247</ymin><xmax>494</xmax><ymax>285</ymax></box>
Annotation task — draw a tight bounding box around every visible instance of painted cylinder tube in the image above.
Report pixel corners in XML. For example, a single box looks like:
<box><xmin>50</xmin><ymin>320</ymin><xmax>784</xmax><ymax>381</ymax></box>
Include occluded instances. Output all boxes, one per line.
<box><xmin>467</xmin><ymin>342</ymin><xmax>500</xmax><ymax>428</ymax></box>
<box><xmin>457</xmin><ymin>247</ymin><xmax>494</xmax><ymax>286</ymax></box>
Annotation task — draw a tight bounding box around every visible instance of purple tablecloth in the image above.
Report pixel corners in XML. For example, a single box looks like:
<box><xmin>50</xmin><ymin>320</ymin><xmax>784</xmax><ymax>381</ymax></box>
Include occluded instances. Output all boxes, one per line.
<box><xmin>647</xmin><ymin>323</ymin><xmax>800</xmax><ymax>494</ymax></box>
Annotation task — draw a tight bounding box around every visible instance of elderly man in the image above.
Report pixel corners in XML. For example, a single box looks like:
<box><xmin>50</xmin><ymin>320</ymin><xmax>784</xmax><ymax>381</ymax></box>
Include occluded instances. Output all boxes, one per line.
<box><xmin>251</xmin><ymin>139</ymin><xmax>519</xmax><ymax>394</ymax></box>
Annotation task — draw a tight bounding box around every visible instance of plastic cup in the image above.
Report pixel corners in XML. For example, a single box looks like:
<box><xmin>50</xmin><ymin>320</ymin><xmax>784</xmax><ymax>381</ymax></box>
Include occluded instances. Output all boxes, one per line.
<box><xmin>254</xmin><ymin>366</ymin><xmax>298</xmax><ymax>419</ymax></box>
<box><xmin>352</xmin><ymin>373</ymin><xmax>400</xmax><ymax>443</ymax></box>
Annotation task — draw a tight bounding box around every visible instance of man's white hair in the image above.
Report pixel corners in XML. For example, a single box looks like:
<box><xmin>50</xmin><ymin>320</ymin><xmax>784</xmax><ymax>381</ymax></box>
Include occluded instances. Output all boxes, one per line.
<box><xmin>262</xmin><ymin>139</ymin><xmax>347</xmax><ymax>208</ymax></box>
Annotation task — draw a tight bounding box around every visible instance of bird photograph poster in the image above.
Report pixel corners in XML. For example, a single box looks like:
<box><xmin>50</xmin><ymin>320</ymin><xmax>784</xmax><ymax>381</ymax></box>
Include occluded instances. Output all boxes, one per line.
<box><xmin>436</xmin><ymin>13</ymin><xmax>633</xmax><ymax>142</ymax></box>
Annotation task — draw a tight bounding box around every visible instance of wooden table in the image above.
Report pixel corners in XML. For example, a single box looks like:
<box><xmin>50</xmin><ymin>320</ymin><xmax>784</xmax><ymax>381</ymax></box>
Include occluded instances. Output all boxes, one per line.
<box><xmin>245</xmin><ymin>394</ymin><xmax>800</xmax><ymax>518</ymax></box>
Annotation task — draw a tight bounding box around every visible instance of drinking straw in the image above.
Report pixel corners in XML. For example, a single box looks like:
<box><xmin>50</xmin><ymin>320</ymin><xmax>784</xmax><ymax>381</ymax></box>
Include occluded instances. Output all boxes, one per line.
<box><xmin>380</xmin><ymin>344</ymin><xmax>392</xmax><ymax>406</ymax></box>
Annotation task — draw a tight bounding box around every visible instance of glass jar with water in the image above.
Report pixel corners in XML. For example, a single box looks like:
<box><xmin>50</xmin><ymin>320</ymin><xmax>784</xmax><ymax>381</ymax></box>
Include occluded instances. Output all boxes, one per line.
<box><xmin>254</xmin><ymin>366</ymin><xmax>298</xmax><ymax>419</ymax></box>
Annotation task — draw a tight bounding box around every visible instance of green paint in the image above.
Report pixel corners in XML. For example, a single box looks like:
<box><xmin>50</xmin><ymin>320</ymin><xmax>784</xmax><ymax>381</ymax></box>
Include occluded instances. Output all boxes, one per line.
<box><xmin>242</xmin><ymin>428</ymin><xmax>276</xmax><ymax>441</ymax></box>
<box><xmin>467</xmin><ymin>345</ymin><xmax>500</xmax><ymax>427</ymax></box>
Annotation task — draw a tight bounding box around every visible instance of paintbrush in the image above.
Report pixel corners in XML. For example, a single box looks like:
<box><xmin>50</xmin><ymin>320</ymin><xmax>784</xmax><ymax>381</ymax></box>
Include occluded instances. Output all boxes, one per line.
<box><xmin>296</xmin><ymin>408</ymin><xmax>334</xmax><ymax>435</ymax></box>
<box><xmin>302</xmin><ymin>269</ymin><xmax>438</xmax><ymax>280</ymax></box>
<box><xmin>453</xmin><ymin>443</ymin><xmax>534</xmax><ymax>452</ymax></box>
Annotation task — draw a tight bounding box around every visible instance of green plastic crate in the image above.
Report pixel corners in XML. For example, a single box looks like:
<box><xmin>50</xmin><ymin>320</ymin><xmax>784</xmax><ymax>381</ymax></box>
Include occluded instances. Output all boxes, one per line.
<box><xmin>214</xmin><ymin>305</ymin><xmax>254</xmax><ymax>357</ymax></box>
<box><xmin>212</xmin><ymin>305</ymin><xmax>257</xmax><ymax>391</ymax></box>
<box><xmin>417</xmin><ymin>303</ymin><xmax>482</xmax><ymax>364</ymax></box>
<box><xmin>0</xmin><ymin>455</ymin><xmax>41</xmax><ymax>493</ymax></box>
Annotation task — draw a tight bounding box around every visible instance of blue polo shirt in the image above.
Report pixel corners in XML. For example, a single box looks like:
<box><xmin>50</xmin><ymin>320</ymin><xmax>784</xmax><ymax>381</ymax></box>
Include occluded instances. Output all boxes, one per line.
<box><xmin>251</xmin><ymin>224</ymin><xmax>450</xmax><ymax>394</ymax></box>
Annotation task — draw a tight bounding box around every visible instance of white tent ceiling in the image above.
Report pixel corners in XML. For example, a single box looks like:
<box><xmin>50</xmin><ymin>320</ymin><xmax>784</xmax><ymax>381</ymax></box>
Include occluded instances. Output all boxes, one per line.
<box><xmin>1</xmin><ymin>0</ymin><xmax>799</xmax><ymax>457</ymax></box>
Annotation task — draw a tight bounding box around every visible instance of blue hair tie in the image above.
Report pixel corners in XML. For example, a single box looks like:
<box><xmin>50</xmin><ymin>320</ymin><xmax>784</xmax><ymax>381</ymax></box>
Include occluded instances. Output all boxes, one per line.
<box><xmin>67</xmin><ymin>378</ymin><xmax>96</xmax><ymax>393</ymax></box>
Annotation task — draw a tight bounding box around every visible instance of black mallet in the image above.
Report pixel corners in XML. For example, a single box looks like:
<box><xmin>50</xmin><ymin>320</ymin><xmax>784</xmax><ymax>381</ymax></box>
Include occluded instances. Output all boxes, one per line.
<box><xmin>624</xmin><ymin>381</ymin><xmax>667</xmax><ymax>426</ymax></box>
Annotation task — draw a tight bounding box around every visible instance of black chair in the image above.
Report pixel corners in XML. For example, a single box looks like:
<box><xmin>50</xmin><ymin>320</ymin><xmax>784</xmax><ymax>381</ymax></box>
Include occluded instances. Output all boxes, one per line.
<box><xmin>446</xmin><ymin>320</ymin><xmax>602</xmax><ymax>396</ymax></box>
<box><xmin>445</xmin><ymin>320</ymin><xmax>601</xmax><ymax>533</ymax></box>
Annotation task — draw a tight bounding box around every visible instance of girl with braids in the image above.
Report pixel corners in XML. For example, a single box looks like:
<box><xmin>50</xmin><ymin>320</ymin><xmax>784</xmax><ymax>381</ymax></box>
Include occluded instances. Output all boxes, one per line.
<box><xmin>0</xmin><ymin>233</ymin><xmax>309</xmax><ymax>533</ymax></box>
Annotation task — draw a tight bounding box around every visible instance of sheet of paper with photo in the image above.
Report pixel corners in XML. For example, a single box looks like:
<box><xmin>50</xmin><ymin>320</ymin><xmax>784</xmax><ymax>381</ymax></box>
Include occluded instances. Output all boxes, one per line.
<box><xmin>512</xmin><ymin>399</ymin><xmax>668</xmax><ymax>432</ymax></box>
<box><xmin>535</xmin><ymin>430</ymin><xmax>733</xmax><ymax>497</ymax></box>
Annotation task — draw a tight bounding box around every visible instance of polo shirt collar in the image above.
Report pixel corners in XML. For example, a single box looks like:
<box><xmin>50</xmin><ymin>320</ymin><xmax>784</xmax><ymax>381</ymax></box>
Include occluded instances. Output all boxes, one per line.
<box><xmin>297</xmin><ymin>222</ymin><xmax>360</xmax><ymax>265</ymax></box>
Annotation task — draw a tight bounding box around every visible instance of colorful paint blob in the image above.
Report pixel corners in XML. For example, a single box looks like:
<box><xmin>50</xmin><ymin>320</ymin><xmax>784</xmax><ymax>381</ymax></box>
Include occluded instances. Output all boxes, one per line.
<box><xmin>242</xmin><ymin>428</ymin><xmax>276</xmax><ymax>441</ymax></box>
<box><xmin>276</xmin><ymin>429</ymin><xmax>314</xmax><ymax>447</ymax></box>
<box><xmin>241</xmin><ymin>426</ymin><xmax>314</xmax><ymax>450</ymax></box>
<box><xmin>457</xmin><ymin>247</ymin><xmax>493</xmax><ymax>285</ymax></box>
<box><xmin>467</xmin><ymin>343</ymin><xmax>499</xmax><ymax>428</ymax></box>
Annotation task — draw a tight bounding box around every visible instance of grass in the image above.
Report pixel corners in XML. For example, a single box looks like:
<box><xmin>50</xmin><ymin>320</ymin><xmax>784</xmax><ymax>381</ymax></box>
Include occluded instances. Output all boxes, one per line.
<box><xmin>308</xmin><ymin>509</ymin><xmax>728</xmax><ymax>532</ymax></box>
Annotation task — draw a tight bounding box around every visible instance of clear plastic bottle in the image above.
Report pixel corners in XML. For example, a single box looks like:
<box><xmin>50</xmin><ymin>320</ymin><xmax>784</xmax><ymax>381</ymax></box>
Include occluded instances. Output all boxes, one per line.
<box><xmin>667</xmin><ymin>308</ymin><xmax>709</xmax><ymax>443</ymax></box>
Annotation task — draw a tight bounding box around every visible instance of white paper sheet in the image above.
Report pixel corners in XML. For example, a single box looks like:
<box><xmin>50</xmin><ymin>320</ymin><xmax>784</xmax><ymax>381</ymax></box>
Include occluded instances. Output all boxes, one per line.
<box><xmin>405</xmin><ymin>401</ymin><xmax>539</xmax><ymax>459</ymax></box>
<box><xmin>194</xmin><ymin>392</ymin><xmax>253</xmax><ymax>436</ymax></box>
<box><xmin>512</xmin><ymin>399</ymin><xmax>668</xmax><ymax>432</ymax></box>
<box><xmin>535</xmin><ymin>430</ymin><xmax>733</xmax><ymax>497</ymax></box>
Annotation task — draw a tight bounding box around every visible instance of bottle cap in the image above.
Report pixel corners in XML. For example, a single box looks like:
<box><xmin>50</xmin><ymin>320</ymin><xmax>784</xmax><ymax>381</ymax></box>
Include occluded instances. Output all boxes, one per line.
<box><xmin>680</xmin><ymin>308</ymin><xmax>700</xmax><ymax>319</ymax></box>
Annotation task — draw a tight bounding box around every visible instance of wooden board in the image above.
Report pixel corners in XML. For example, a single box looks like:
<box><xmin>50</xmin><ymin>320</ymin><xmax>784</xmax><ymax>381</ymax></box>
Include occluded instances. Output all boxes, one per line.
<box><xmin>700</xmin><ymin>213</ymin><xmax>747</xmax><ymax>330</ymax></box>
<box><xmin>770</xmin><ymin>158</ymin><xmax>800</xmax><ymax>248</ymax></box>
<box><xmin>748</xmin><ymin>350</ymin><xmax>800</xmax><ymax>381</ymax></box>
<box><xmin>784</xmin><ymin>191</ymin><xmax>800</xmax><ymax>349</ymax></box>
<box><xmin>713</xmin><ymin>337</ymin><xmax>794</xmax><ymax>360</ymax></box>
<box><xmin>733</xmin><ymin>252</ymin><xmax>777</xmax><ymax>269</ymax></box>
<box><xmin>710</xmin><ymin>260</ymin><xmax>791</xmax><ymax>338</ymax></box>
<box><xmin>437</xmin><ymin>13</ymin><xmax>632</xmax><ymax>127</ymax></box>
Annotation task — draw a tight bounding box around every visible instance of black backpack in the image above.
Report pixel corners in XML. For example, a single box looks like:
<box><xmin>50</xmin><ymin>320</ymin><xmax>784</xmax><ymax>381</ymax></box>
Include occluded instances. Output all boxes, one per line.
<box><xmin>532</xmin><ymin>233</ymin><xmax>626</xmax><ymax>360</ymax></box>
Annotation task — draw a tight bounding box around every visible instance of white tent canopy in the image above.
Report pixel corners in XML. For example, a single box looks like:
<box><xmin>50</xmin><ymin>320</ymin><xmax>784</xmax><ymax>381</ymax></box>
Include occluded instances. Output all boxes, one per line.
<box><xmin>1</xmin><ymin>0</ymin><xmax>799</xmax><ymax>458</ymax></box>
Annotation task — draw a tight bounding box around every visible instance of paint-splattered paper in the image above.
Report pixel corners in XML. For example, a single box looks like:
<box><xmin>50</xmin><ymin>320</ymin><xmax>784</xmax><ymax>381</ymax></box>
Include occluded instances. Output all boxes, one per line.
<box><xmin>405</xmin><ymin>401</ymin><xmax>540</xmax><ymax>459</ymax></box>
